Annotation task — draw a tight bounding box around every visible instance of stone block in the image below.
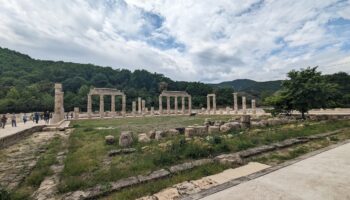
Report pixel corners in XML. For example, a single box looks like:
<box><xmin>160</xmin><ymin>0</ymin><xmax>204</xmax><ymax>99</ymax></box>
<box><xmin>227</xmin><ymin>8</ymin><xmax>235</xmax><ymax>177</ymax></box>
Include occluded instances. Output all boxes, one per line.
<box><xmin>166</xmin><ymin>129</ymin><xmax>180</xmax><ymax>136</ymax></box>
<box><xmin>119</xmin><ymin>131</ymin><xmax>133</xmax><ymax>147</ymax></box>
<box><xmin>147</xmin><ymin>130</ymin><xmax>156</xmax><ymax>139</ymax></box>
<box><xmin>169</xmin><ymin>162</ymin><xmax>193</xmax><ymax>173</ymax></box>
<box><xmin>138</xmin><ymin>169</ymin><xmax>170</xmax><ymax>183</ymax></box>
<box><xmin>138</xmin><ymin>133</ymin><xmax>151</xmax><ymax>143</ymax></box>
<box><xmin>155</xmin><ymin>130</ymin><xmax>166</xmax><ymax>140</ymax></box>
<box><xmin>105</xmin><ymin>135</ymin><xmax>115</xmax><ymax>145</ymax></box>
<box><xmin>208</xmin><ymin>126</ymin><xmax>220</xmax><ymax>134</ymax></box>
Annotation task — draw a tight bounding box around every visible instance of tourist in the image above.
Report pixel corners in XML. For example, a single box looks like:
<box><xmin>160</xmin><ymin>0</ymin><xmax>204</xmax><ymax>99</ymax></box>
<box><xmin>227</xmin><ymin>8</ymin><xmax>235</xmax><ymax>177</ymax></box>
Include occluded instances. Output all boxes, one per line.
<box><xmin>70</xmin><ymin>112</ymin><xmax>73</xmax><ymax>119</ymax></box>
<box><xmin>1</xmin><ymin>115</ymin><xmax>7</xmax><ymax>128</ymax></box>
<box><xmin>23</xmin><ymin>113</ymin><xmax>27</xmax><ymax>124</ymax></box>
<box><xmin>34</xmin><ymin>112</ymin><xmax>40</xmax><ymax>124</ymax></box>
<box><xmin>11</xmin><ymin>113</ymin><xmax>17</xmax><ymax>127</ymax></box>
<box><xmin>44</xmin><ymin>111</ymin><xmax>50</xmax><ymax>124</ymax></box>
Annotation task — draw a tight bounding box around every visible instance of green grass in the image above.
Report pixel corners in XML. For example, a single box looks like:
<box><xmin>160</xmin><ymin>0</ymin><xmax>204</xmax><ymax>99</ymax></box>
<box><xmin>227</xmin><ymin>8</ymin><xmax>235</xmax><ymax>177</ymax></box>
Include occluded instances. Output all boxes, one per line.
<box><xmin>101</xmin><ymin>163</ymin><xmax>230</xmax><ymax>200</ymax></box>
<box><xmin>10</xmin><ymin>137</ymin><xmax>62</xmax><ymax>200</ymax></box>
<box><xmin>253</xmin><ymin>129</ymin><xmax>350</xmax><ymax>165</ymax></box>
<box><xmin>59</xmin><ymin>116</ymin><xmax>350</xmax><ymax>193</ymax></box>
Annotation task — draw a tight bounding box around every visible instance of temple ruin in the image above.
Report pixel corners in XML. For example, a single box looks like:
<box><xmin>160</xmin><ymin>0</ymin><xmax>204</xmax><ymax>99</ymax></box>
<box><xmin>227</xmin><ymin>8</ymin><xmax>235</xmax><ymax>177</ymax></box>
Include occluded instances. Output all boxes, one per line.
<box><xmin>159</xmin><ymin>91</ymin><xmax>192</xmax><ymax>115</ymax></box>
<box><xmin>87</xmin><ymin>88</ymin><xmax>126</xmax><ymax>118</ymax></box>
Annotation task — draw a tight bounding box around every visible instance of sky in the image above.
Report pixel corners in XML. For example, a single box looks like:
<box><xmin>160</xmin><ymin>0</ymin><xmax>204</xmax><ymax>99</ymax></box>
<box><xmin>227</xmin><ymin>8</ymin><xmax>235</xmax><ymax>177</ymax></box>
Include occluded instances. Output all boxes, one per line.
<box><xmin>0</xmin><ymin>0</ymin><xmax>350</xmax><ymax>83</ymax></box>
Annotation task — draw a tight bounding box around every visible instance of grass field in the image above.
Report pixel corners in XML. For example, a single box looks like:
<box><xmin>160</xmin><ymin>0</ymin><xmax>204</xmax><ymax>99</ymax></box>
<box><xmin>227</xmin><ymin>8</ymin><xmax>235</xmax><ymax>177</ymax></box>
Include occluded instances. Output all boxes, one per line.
<box><xmin>57</xmin><ymin>116</ymin><xmax>350</xmax><ymax>193</ymax></box>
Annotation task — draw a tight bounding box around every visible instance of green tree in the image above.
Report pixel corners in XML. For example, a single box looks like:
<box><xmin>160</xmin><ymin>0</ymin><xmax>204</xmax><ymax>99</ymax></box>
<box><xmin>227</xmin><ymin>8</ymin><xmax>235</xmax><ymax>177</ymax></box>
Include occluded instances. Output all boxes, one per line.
<box><xmin>266</xmin><ymin>67</ymin><xmax>338</xmax><ymax>119</ymax></box>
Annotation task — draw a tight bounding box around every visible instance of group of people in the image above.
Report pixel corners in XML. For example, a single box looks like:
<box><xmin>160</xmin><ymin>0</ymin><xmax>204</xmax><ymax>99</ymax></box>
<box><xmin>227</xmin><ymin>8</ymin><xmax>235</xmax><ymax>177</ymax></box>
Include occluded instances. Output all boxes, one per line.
<box><xmin>1</xmin><ymin>111</ymin><xmax>52</xmax><ymax>129</ymax></box>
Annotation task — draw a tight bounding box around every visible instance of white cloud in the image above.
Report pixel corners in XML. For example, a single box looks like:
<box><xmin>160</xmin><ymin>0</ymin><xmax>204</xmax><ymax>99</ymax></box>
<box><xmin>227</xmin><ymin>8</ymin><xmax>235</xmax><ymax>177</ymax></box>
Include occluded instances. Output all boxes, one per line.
<box><xmin>0</xmin><ymin>0</ymin><xmax>349</xmax><ymax>83</ymax></box>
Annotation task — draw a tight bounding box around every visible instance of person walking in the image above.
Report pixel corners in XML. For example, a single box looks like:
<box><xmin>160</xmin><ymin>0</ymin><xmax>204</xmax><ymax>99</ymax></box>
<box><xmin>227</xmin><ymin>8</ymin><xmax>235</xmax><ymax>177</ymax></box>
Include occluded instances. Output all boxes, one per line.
<box><xmin>23</xmin><ymin>113</ymin><xmax>27</xmax><ymax>124</ymax></box>
<box><xmin>1</xmin><ymin>115</ymin><xmax>7</xmax><ymax>128</ymax></box>
<box><xmin>44</xmin><ymin>111</ymin><xmax>50</xmax><ymax>124</ymax></box>
<box><xmin>11</xmin><ymin>113</ymin><xmax>17</xmax><ymax>127</ymax></box>
<box><xmin>34</xmin><ymin>112</ymin><xmax>40</xmax><ymax>124</ymax></box>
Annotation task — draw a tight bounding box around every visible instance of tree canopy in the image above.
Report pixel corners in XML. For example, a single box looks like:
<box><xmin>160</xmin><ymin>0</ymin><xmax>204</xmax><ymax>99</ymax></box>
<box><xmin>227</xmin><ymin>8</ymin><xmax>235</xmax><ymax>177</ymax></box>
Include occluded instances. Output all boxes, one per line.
<box><xmin>265</xmin><ymin>67</ymin><xmax>341</xmax><ymax>118</ymax></box>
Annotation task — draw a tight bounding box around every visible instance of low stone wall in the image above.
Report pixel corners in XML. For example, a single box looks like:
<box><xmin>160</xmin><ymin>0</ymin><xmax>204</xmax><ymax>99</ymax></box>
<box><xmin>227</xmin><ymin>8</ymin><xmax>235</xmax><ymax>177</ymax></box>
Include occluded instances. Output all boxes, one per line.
<box><xmin>0</xmin><ymin>125</ymin><xmax>45</xmax><ymax>149</ymax></box>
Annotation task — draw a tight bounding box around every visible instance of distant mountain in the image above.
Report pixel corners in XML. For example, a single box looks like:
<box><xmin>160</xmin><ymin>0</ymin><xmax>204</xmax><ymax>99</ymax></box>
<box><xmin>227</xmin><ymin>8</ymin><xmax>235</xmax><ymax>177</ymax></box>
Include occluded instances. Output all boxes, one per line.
<box><xmin>212</xmin><ymin>79</ymin><xmax>283</xmax><ymax>102</ymax></box>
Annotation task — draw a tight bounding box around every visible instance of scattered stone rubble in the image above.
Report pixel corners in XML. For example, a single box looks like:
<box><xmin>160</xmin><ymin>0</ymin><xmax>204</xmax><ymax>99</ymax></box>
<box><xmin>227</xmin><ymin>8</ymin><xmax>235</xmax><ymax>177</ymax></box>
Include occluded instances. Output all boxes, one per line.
<box><xmin>64</xmin><ymin>129</ymin><xmax>343</xmax><ymax>200</ymax></box>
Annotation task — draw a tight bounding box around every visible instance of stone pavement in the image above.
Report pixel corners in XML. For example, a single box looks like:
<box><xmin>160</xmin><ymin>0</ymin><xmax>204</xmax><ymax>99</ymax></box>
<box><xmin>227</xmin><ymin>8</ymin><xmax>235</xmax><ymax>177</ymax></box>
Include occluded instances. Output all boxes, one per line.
<box><xmin>201</xmin><ymin>142</ymin><xmax>350</xmax><ymax>200</ymax></box>
<box><xmin>0</xmin><ymin>121</ymin><xmax>46</xmax><ymax>139</ymax></box>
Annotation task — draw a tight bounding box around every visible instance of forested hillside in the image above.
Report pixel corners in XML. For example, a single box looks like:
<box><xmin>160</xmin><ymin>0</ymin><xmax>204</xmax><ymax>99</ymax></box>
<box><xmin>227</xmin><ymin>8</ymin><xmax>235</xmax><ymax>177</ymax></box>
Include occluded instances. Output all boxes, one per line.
<box><xmin>0</xmin><ymin>47</ymin><xmax>231</xmax><ymax>113</ymax></box>
<box><xmin>0</xmin><ymin>47</ymin><xmax>349</xmax><ymax>113</ymax></box>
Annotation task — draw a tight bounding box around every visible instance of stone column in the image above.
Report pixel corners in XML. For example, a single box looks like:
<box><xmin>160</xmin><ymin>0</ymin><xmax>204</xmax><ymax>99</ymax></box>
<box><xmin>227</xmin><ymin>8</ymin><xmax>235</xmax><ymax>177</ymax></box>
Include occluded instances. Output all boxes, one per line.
<box><xmin>242</xmin><ymin>96</ymin><xmax>246</xmax><ymax>115</ymax></box>
<box><xmin>213</xmin><ymin>94</ymin><xmax>216</xmax><ymax>114</ymax></box>
<box><xmin>100</xmin><ymin>94</ymin><xmax>104</xmax><ymax>118</ymax></box>
<box><xmin>87</xmin><ymin>95</ymin><xmax>92</xmax><ymax>119</ymax></box>
<box><xmin>226</xmin><ymin>107</ymin><xmax>230</xmax><ymax>114</ymax></box>
<box><xmin>233</xmin><ymin>93</ymin><xmax>238</xmax><ymax>114</ymax></box>
<box><xmin>151</xmin><ymin>107</ymin><xmax>154</xmax><ymax>116</ymax></box>
<box><xmin>166</xmin><ymin>96</ymin><xmax>170</xmax><ymax>115</ymax></box>
<box><xmin>252</xmin><ymin>99</ymin><xmax>256</xmax><ymax>115</ymax></box>
<box><xmin>174</xmin><ymin>96</ymin><xmax>178</xmax><ymax>115</ymax></box>
<box><xmin>122</xmin><ymin>95</ymin><xmax>126</xmax><ymax>117</ymax></box>
<box><xmin>142</xmin><ymin>100</ymin><xmax>146</xmax><ymax>114</ymax></box>
<box><xmin>181</xmin><ymin>96</ymin><xmax>185</xmax><ymax>114</ymax></box>
<box><xmin>132</xmin><ymin>101</ymin><xmax>136</xmax><ymax>116</ymax></box>
<box><xmin>159</xmin><ymin>95</ymin><xmax>163</xmax><ymax>115</ymax></box>
<box><xmin>74</xmin><ymin>107</ymin><xmax>79</xmax><ymax>120</ymax></box>
<box><xmin>111</xmin><ymin>95</ymin><xmax>116</xmax><ymax>117</ymax></box>
<box><xmin>207</xmin><ymin>95</ymin><xmax>210</xmax><ymax>113</ymax></box>
<box><xmin>52</xmin><ymin>83</ymin><xmax>64</xmax><ymax>124</ymax></box>
<box><xmin>188</xmin><ymin>96</ymin><xmax>192</xmax><ymax>114</ymax></box>
<box><xmin>138</xmin><ymin>97</ymin><xmax>141</xmax><ymax>114</ymax></box>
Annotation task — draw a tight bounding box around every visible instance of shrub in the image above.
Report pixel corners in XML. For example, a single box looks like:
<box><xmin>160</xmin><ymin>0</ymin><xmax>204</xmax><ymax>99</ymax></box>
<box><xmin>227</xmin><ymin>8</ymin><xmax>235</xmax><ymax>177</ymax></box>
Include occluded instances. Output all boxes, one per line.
<box><xmin>0</xmin><ymin>188</ymin><xmax>10</xmax><ymax>200</ymax></box>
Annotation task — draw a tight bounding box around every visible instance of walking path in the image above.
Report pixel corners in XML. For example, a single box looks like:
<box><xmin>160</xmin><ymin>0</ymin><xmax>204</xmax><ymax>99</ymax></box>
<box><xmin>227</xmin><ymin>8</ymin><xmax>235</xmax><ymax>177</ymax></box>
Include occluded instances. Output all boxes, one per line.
<box><xmin>0</xmin><ymin>121</ymin><xmax>46</xmax><ymax>139</ymax></box>
<box><xmin>200</xmin><ymin>141</ymin><xmax>350</xmax><ymax>200</ymax></box>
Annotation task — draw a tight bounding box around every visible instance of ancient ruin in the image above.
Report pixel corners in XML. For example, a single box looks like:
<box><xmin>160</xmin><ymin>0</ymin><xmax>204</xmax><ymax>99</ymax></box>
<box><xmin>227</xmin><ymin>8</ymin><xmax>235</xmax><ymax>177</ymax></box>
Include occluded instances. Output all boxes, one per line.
<box><xmin>207</xmin><ymin>94</ymin><xmax>217</xmax><ymax>114</ymax></box>
<box><xmin>51</xmin><ymin>83</ymin><xmax>64</xmax><ymax>124</ymax></box>
<box><xmin>233</xmin><ymin>93</ymin><xmax>238</xmax><ymax>114</ymax></box>
<box><xmin>159</xmin><ymin>91</ymin><xmax>192</xmax><ymax>115</ymax></box>
<box><xmin>242</xmin><ymin>96</ymin><xmax>247</xmax><ymax>115</ymax></box>
<box><xmin>87</xmin><ymin>88</ymin><xmax>126</xmax><ymax>118</ymax></box>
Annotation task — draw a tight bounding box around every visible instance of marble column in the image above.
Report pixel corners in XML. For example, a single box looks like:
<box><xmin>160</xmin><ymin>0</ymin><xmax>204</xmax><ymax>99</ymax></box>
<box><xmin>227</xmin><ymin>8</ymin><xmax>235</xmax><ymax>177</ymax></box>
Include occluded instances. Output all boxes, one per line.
<box><xmin>174</xmin><ymin>96</ymin><xmax>178</xmax><ymax>115</ymax></box>
<box><xmin>242</xmin><ymin>96</ymin><xmax>246</xmax><ymax>115</ymax></box>
<box><xmin>207</xmin><ymin>96</ymin><xmax>210</xmax><ymax>112</ymax></box>
<box><xmin>159</xmin><ymin>95</ymin><xmax>163</xmax><ymax>115</ymax></box>
<box><xmin>252</xmin><ymin>99</ymin><xmax>256</xmax><ymax>115</ymax></box>
<box><xmin>87</xmin><ymin>95</ymin><xmax>92</xmax><ymax>119</ymax></box>
<box><xmin>142</xmin><ymin>100</ymin><xmax>146</xmax><ymax>114</ymax></box>
<box><xmin>52</xmin><ymin>83</ymin><xmax>64</xmax><ymax>124</ymax></box>
<box><xmin>111</xmin><ymin>95</ymin><xmax>116</xmax><ymax>117</ymax></box>
<box><xmin>233</xmin><ymin>93</ymin><xmax>238</xmax><ymax>114</ymax></box>
<box><xmin>213</xmin><ymin>95</ymin><xmax>216</xmax><ymax>114</ymax></box>
<box><xmin>188</xmin><ymin>96</ymin><xmax>192</xmax><ymax>114</ymax></box>
<box><xmin>100</xmin><ymin>94</ymin><xmax>104</xmax><ymax>118</ymax></box>
<box><xmin>166</xmin><ymin>96</ymin><xmax>170</xmax><ymax>115</ymax></box>
<box><xmin>138</xmin><ymin>97</ymin><xmax>141</xmax><ymax>114</ymax></box>
<box><xmin>181</xmin><ymin>96</ymin><xmax>185</xmax><ymax>114</ymax></box>
<box><xmin>74</xmin><ymin>107</ymin><xmax>79</xmax><ymax>120</ymax></box>
<box><xmin>132</xmin><ymin>101</ymin><xmax>136</xmax><ymax>116</ymax></box>
<box><xmin>122</xmin><ymin>95</ymin><xmax>126</xmax><ymax>117</ymax></box>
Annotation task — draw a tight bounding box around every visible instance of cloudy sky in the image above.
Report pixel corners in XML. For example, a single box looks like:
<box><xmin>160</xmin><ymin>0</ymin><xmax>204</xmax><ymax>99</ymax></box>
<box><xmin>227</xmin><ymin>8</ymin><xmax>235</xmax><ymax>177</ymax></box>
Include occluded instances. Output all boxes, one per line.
<box><xmin>1</xmin><ymin>0</ymin><xmax>350</xmax><ymax>82</ymax></box>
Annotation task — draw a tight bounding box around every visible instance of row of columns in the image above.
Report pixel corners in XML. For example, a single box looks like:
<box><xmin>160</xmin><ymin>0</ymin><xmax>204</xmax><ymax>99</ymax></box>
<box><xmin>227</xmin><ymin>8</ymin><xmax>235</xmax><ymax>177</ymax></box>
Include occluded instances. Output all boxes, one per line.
<box><xmin>233</xmin><ymin>93</ymin><xmax>256</xmax><ymax>115</ymax></box>
<box><xmin>159</xmin><ymin>95</ymin><xmax>191</xmax><ymax>115</ymax></box>
<box><xmin>87</xmin><ymin>94</ymin><xmax>126</xmax><ymax>118</ymax></box>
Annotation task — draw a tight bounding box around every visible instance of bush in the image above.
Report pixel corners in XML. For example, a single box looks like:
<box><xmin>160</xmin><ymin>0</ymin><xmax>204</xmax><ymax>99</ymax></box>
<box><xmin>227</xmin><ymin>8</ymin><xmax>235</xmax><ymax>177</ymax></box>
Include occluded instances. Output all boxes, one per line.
<box><xmin>0</xmin><ymin>188</ymin><xmax>10</xmax><ymax>200</ymax></box>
